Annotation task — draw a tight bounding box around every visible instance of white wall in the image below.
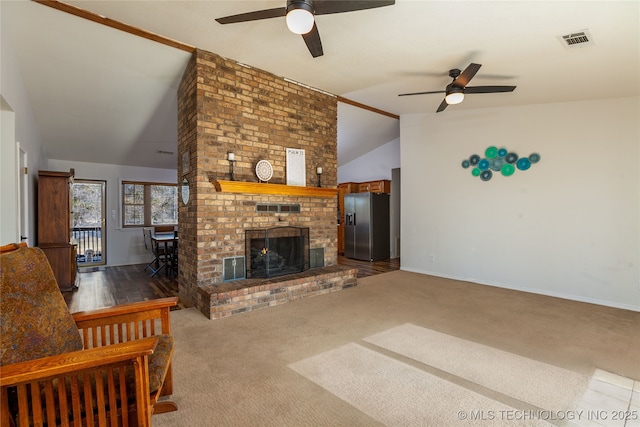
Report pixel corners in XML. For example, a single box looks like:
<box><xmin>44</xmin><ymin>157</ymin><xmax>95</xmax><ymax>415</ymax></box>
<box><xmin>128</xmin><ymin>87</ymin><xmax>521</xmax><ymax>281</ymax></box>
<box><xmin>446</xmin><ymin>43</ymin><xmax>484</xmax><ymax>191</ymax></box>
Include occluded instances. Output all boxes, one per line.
<box><xmin>1</xmin><ymin>19</ymin><xmax>46</xmax><ymax>246</ymax></box>
<box><xmin>2</xmin><ymin>15</ymin><xmax>178</xmax><ymax>263</ymax></box>
<box><xmin>338</xmin><ymin>138</ymin><xmax>400</xmax><ymax>183</ymax></box>
<box><xmin>1</xmin><ymin>97</ymin><xmax>18</xmax><ymax>244</ymax></box>
<box><xmin>48</xmin><ymin>159</ymin><xmax>177</xmax><ymax>267</ymax></box>
<box><xmin>400</xmin><ymin>97</ymin><xmax>640</xmax><ymax>311</ymax></box>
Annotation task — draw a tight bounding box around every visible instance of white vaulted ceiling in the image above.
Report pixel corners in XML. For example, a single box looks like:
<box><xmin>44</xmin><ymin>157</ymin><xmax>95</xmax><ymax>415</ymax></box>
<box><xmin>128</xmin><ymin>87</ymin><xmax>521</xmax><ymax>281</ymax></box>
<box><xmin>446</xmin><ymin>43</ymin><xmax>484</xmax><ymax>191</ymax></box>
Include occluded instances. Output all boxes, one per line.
<box><xmin>2</xmin><ymin>1</ymin><xmax>638</xmax><ymax>169</ymax></box>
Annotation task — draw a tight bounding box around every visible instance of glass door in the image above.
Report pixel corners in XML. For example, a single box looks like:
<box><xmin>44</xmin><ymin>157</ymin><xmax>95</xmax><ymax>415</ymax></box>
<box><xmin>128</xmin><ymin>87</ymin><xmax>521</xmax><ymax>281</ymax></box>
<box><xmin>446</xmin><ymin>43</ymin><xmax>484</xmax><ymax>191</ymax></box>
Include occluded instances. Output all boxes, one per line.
<box><xmin>72</xmin><ymin>180</ymin><xmax>106</xmax><ymax>266</ymax></box>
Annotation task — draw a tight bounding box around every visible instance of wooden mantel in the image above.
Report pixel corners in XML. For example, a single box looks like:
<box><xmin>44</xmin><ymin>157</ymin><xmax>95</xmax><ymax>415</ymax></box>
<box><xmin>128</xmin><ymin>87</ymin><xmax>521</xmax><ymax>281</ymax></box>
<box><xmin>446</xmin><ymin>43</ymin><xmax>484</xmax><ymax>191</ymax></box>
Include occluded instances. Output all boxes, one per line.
<box><xmin>212</xmin><ymin>180</ymin><xmax>338</xmax><ymax>197</ymax></box>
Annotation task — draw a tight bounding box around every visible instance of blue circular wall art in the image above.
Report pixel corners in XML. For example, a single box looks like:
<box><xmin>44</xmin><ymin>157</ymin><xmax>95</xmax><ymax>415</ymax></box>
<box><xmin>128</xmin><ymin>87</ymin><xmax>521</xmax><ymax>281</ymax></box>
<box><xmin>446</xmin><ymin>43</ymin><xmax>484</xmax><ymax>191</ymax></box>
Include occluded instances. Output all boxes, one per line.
<box><xmin>480</xmin><ymin>170</ymin><xmax>493</xmax><ymax>181</ymax></box>
<box><xmin>505</xmin><ymin>152</ymin><xmax>518</xmax><ymax>164</ymax></box>
<box><xmin>516</xmin><ymin>157</ymin><xmax>531</xmax><ymax>171</ymax></box>
<box><xmin>462</xmin><ymin>148</ymin><xmax>540</xmax><ymax>182</ymax></box>
<box><xmin>490</xmin><ymin>157</ymin><xmax>505</xmax><ymax>171</ymax></box>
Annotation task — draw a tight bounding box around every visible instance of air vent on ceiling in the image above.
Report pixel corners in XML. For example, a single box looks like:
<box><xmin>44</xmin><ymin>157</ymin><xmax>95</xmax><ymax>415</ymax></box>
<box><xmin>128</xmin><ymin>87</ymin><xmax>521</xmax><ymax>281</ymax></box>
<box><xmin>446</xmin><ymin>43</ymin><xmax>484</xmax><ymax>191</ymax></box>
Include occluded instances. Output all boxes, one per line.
<box><xmin>157</xmin><ymin>150</ymin><xmax>174</xmax><ymax>155</ymax></box>
<box><xmin>558</xmin><ymin>30</ymin><xmax>595</xmax><ymax>49</ymax></box>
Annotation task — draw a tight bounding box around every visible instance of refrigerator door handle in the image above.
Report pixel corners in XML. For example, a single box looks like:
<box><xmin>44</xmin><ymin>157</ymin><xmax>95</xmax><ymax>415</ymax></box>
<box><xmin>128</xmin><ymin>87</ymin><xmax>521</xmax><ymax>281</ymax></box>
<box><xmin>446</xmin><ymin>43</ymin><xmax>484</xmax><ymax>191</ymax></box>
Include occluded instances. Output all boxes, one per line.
<box><xmin>346</xmin><ymin>213</ymin><xmax>356</xmax><ymax>226</ymax></box>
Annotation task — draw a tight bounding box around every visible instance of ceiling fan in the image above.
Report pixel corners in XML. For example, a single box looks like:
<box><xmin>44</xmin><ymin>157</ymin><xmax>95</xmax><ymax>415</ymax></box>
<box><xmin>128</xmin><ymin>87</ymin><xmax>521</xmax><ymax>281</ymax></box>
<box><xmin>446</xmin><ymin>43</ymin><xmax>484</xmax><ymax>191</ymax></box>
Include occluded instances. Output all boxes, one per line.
<box><xmin>215</xmin><ymin>0</ymin><xmax>395</xmax><ymax>58</ymax></box>
<box><xmin>398</xmin><ymin>63</ymin><xmax>517</xmax><ymax>113</ymax></box>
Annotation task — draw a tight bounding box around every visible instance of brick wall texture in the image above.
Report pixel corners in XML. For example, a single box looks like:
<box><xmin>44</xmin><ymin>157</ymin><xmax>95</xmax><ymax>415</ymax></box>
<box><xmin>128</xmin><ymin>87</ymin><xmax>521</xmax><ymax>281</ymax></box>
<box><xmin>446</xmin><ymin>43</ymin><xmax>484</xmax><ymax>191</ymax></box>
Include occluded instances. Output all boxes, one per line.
<box><xmin>177</xmin><ymin>49</ymin><xmax>339</xmax><ymax>313</ymax></box>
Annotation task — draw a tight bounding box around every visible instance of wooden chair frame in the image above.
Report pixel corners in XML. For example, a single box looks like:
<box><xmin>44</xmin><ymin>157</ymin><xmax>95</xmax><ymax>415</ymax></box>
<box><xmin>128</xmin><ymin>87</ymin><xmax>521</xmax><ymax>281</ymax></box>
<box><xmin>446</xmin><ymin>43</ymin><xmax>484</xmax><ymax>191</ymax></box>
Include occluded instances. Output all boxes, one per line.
<box><xmin>1</xmin><ymin>297</ymin><xmax>178</xmax><ymax>427</ymax></box>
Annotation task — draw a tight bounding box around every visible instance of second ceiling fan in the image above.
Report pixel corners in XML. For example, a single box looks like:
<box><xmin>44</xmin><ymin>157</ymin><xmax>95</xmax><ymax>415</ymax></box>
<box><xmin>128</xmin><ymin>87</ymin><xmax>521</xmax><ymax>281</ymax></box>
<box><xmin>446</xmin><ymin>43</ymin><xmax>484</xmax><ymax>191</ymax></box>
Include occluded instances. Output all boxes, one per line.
<box><xmin>215</xmin><ymin>0</ymin><xmax>395</xmax><ymax>58</ymax></box>
<box><xmin>399</xmin><ymin>63</ymin><xmax>517</xmax><ymax>112</ymax></box>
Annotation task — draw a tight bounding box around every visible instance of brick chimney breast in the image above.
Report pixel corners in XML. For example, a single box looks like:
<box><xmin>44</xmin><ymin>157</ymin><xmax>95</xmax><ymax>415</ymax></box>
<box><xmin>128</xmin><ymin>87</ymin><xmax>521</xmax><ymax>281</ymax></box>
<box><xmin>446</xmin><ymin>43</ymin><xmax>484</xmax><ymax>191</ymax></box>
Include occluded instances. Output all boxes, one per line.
<box><xmin>177</xmin><ymin>49</ymin><xmax>338</xmax><ymax>316</ymax></box>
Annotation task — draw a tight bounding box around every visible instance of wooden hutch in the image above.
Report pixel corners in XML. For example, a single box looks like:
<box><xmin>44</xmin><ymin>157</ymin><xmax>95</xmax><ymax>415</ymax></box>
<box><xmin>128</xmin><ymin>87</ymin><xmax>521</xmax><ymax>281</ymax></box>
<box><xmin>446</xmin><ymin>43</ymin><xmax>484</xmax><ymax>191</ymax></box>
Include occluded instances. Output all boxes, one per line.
<box><xmin>37</xmin><ymin>169</ymin><xmax>78</xmax><ymax>291</ymax></box>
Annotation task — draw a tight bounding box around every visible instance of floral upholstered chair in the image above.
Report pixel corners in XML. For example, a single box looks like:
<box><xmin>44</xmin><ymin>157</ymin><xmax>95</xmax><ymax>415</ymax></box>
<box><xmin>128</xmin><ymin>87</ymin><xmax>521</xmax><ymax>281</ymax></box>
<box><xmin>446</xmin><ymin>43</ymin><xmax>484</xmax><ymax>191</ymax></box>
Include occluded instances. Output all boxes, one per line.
<box><xmin>0</xmin><ymin>243</ymin><xmax>178</xmax><ymax>426</ymax></box>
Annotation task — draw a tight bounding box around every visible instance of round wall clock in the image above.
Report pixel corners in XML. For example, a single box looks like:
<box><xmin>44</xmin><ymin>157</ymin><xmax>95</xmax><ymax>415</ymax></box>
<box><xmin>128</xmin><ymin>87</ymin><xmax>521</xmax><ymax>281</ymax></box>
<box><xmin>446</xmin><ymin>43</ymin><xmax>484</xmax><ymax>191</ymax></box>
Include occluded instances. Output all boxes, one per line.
<box><xmin>255</xmin><ymin>160</ymin><xmax>273</xmax><ymax>182</ymax></box>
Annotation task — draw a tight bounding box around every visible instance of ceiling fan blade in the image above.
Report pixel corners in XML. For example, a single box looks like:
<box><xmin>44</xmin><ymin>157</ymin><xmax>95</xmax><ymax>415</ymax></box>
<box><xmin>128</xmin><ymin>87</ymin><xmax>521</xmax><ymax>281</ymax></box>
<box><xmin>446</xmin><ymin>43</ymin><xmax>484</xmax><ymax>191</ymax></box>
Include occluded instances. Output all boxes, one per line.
<box><xmin>398</xmin><ymin>90</ymin><xmax>445</xmax><ymax>97</ymax></box>
<box><xmin>465</xmin><ymin>85</ymin><xmax>517</xmax><ymax>94</ymax></box>
<box><xmin>453</xmin><ymin>63</ymin><xmax>482</xmax><ymax>88</ymax></box>
<box><xmin>215</xmin><ymin>7</ymin><xmax>286</xmax><ymax>24</ymax></box>
<box><xmin>315</xmin><ymin>0</ymin><xmax>395</xmax><ymax>15</ymax></box>
<box><xmin>436</xmin><ymin>98</ymin><xmax>449</xmax><ymax>113</ymax></box>
<box><xmin>302</xmin><ymin>23</ymin><xmax>323</xmax><ymax>57</ymax></box>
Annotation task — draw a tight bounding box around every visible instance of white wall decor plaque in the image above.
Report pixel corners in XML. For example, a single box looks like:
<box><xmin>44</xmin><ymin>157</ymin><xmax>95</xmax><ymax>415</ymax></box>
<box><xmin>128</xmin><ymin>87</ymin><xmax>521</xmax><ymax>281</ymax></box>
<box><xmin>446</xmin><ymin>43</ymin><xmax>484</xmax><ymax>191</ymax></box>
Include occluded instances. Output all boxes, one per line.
<box><xmin>286</xmin><ymin>148</ymin><xmax>306</xmax><ymax>186</ymax></box>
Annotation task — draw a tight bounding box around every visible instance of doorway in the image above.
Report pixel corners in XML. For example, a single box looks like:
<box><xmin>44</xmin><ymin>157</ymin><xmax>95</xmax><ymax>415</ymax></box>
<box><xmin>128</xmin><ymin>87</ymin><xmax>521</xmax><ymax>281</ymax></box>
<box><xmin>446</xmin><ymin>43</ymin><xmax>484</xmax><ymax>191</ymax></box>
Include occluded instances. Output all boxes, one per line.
<box><xmin>72</xmin><ymin>180</ymin><xmax>106</xmax><ymax>266</ymax></box>
<box><xmin>18</xmin><ymin>143</ymin><xmax>29</xmax><ymax>244</ymax></box>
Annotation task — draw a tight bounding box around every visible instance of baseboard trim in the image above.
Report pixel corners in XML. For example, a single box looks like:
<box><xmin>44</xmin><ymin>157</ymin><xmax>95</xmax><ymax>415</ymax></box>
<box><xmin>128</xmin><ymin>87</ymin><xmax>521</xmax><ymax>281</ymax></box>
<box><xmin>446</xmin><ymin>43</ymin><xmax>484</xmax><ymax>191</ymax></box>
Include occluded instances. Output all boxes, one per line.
<box><xmin>399</xmin><ymin>267</ymin><xmax>640</xmax><ymax>313</ymax></box>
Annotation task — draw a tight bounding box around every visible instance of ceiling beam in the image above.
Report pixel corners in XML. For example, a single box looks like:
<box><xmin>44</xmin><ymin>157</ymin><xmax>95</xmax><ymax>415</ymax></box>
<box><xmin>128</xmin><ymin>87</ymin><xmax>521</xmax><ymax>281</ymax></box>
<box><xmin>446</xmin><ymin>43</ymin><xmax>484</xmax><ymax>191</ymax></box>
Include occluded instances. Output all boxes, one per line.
<box><xmin>337</xmin><ymin>96</ymin><xmax>399</xmax><ymax>120</ymax></box>
<box><xmin>34</xmin><ymin>0</ymin><xmax>196</xmax><ymax>53</ymax></box>
<box><xmin>34</xmin><ymin>1</ymin><xmax>398</xmax><ymax>121</ymax></box>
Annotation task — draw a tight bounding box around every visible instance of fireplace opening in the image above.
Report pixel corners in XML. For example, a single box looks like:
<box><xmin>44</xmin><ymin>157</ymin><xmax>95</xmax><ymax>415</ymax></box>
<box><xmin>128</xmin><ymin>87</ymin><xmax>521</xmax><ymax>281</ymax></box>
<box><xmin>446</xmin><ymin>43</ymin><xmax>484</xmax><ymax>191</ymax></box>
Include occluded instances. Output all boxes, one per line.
<box><xmin>245</xmin><ymin>226</ymin><xmax>310</xmax><ymax>278</ymax></box>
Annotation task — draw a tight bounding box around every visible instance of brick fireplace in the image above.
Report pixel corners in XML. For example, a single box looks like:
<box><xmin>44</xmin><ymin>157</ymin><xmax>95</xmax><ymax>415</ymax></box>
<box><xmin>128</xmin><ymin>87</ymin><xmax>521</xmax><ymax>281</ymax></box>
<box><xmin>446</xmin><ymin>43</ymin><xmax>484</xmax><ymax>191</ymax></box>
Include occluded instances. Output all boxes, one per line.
<box><xmin>177</xmin><ymin>49</ymin><xmax>356</xmax><ymax>319</ymax></box>
<box><xmin>245</xmin><ymin>226</ymin><xmax>310</xmax><ymax>278</ymax></box>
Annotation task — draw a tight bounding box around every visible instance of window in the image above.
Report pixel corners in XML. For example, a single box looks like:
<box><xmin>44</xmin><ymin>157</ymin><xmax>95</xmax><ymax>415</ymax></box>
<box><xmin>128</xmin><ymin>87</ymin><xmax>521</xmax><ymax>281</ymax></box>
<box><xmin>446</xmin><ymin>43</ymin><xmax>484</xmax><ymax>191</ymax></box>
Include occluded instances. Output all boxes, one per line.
<box><xmin>122</xmin><ymin>181</ymin><xmax>177</xmax><ymax>227</ymax></box>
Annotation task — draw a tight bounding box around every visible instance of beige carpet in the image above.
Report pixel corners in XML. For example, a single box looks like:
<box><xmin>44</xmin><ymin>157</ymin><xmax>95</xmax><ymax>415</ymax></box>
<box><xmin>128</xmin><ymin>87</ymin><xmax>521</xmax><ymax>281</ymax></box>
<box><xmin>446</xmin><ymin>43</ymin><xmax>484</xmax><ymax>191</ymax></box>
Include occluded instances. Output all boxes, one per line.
<box><xmin>363</xmin><ymin>324</ymin><xmax>588</xmax><ymax>411</ymax></box>
<box><xmin>154</xmin><ymin>270</ymin><xmax>640</xmax><ymax>427</ymax></box>
<box><xmin>289</xmin><ymin>342</ymin><xmax>554</xmax><ymax>426</ymax></box>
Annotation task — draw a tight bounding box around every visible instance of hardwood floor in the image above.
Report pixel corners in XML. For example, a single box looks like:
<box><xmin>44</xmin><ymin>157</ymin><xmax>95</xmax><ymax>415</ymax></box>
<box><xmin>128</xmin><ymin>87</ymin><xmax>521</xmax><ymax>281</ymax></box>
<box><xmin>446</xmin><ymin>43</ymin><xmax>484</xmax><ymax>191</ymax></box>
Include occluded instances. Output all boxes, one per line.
<box><xmin>64</xmin><ymin>264</ymin><xmax>180</xmax><ymax>313</ymax></box>
<box><xmin>337</xmin><ymin>256</ymin><xmax>400</xmax><ymax>278</ymax></box>
<box><xmin>64</xmin><ymin>257</ymin><xmax>400</xmax><ymax>313</ymax></box>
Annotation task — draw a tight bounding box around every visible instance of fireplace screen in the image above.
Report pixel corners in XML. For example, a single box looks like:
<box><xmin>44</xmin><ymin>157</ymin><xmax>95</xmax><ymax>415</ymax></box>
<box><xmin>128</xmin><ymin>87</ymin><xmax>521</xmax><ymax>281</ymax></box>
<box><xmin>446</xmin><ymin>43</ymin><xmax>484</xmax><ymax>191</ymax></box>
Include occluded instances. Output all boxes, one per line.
<box><xmin>245</xmin><ymin>226</ymin><xmax>310</xmax><ymax>278</ymax></box>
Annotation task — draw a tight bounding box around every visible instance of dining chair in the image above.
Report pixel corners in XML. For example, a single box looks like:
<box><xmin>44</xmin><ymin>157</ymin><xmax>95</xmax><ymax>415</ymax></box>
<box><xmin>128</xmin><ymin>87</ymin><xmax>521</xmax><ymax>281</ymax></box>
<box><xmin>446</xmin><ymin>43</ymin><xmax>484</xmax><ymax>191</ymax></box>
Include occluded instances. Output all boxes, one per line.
<box><xmin>153</xmin><ymin>225</ymin><xmax>175</xmax><ymax>234</ymax></box>
<box><xmin>143</xmin><ymin>227</ymin><xmax>168</xmax><ymax>277</ymax></box>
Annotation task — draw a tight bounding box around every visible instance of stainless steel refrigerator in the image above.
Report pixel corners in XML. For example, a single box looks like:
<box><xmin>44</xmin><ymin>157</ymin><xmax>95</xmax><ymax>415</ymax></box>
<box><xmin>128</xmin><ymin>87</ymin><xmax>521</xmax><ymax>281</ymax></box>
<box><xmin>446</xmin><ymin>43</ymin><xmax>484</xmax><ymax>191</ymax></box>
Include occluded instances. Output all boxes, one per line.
<box><xmin>344</xmin><ymin>192</ymin><xmax>390</xmax><ymax>261</ymax></box>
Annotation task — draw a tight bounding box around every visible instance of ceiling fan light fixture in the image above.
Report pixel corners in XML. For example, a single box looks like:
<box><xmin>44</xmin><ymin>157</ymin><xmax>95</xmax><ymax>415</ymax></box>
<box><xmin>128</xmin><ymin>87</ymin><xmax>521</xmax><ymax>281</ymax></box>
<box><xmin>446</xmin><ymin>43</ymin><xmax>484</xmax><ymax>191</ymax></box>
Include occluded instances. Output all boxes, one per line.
<box><xmin>445</xmin><ymin>88</ymin><xmax>464</xmax><ymax>105</ymax></box>
<box><xmin>286</xmin><ymin>1</ymin><xmax>315</xmax><ymax>35</ymax></box>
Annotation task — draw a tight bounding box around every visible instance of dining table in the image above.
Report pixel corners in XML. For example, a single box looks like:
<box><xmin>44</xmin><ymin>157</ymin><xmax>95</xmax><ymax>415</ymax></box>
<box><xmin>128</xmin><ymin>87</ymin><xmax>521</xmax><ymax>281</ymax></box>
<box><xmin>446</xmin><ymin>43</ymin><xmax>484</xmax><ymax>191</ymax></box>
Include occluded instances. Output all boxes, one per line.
<box><xmin>151</xmin><ymin>232</ymin><xmax>178</xmax><ymax>277</ymax></box>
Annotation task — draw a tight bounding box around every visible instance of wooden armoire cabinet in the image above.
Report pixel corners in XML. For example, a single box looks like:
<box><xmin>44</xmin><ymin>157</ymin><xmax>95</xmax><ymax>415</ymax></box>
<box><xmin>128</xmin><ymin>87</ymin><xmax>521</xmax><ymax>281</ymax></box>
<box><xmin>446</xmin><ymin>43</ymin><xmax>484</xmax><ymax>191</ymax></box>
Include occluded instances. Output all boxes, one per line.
<box><xmin>38</xmin><ymin>169</ymin><xmax>78</xmax><ymax>291</ymax></box>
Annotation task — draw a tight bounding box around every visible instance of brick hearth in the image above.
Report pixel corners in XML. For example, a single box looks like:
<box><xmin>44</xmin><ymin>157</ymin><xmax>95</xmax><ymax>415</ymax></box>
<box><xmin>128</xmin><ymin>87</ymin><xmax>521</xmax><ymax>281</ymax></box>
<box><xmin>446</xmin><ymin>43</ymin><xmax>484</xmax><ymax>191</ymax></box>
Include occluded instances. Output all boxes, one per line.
<box><xmin>202</xmin><ymin>265</ymin><xmax>357</xmax><ymax>319</ymax></box>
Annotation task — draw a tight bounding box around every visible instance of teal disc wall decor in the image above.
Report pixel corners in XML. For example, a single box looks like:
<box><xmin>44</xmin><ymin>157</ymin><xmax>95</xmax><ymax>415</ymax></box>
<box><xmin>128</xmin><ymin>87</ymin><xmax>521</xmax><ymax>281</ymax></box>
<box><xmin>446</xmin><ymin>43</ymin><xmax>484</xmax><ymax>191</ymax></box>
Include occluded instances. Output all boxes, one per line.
<box><xmin>505</xmin><ymin>152</ymin><xmax>518</xmax><ymax>163</ymax></box>
<box><xmin>516</xmin><ymin>157</ymin><xmax>531</xmax><ymax>170</ymax></box>
<box><xmin>501</xmin><ymin>163</ymin><xmax>515</xmax><ymax>176</ymax></box>
<box><xmin>490</xmin><ymin>157</ymin><xmax>505</xmax><ymax>171</ymax></box>
<box><xmin>485</xmin><ymin>146</ymin><xmax>498</xmax><ymax>159</ymax></box>
<box><xmin>461</xmin><ymin>146</ymin><xmax>540</xmax><ymax>182</ymax></box>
